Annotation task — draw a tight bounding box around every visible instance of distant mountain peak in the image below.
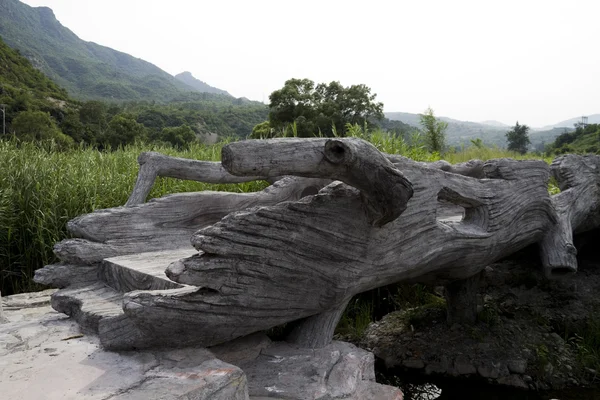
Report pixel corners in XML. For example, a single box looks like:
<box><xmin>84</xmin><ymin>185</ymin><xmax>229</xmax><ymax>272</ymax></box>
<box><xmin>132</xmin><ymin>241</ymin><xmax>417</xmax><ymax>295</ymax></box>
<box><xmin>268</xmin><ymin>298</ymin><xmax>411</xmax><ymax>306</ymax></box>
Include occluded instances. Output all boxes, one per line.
<box><xmin>0</xmin><ymin>0</ymin><xmax>221</xmax><ymax>102</ymax></box>
<box><xmin>175</xmin><ymin>71</ymin><xmax>230</xmax><ymax>96</ymax></box>
<box><xmin>480</xmin><ymin>120</ymin><xmax>509</xmax><ymax>128</ymax></box>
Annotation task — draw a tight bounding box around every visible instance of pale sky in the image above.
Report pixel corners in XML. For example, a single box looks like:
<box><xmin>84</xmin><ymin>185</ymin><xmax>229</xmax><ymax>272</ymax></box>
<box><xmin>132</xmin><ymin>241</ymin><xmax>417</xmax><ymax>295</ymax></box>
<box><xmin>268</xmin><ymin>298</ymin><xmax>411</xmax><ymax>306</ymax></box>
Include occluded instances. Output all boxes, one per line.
<box><xmin>19</xmin><ymin>0</ymin><xmax>600</xmax><ymax>127</ymax></box>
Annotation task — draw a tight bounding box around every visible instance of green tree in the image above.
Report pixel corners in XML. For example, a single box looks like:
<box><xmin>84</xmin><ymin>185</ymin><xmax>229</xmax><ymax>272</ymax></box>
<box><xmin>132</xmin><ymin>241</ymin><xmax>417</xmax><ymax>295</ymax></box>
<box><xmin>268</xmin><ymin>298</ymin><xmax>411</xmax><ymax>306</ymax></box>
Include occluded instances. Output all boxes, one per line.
<box><xmin>103</xmin><ymin>114</ymin><xmax>146</xmax><ymax>148</ymax></box>
<box><xmin>11</xmin><ymin>110</ymin><xmax>73</xmax><ymax>147</ymax></box>
<box><xmin>268</xmin><ymin>78</ymin><xmax>384</xmax><ymax>137</ymax></box>
<box><xmin>79</xmin><ymin>101</ymin><xmax>107</xmax><ymax>127</ymax></box>
<box><xmin>506</xmin><ymin>122</ymin><xmax>531</xmax><ymax>154</ymax></box>
<box><xmin>59</xmin><ymin>110</ymin><xmax>86</xmax><ymax>143</ymax></box>
<box><xmin>419</xmin><ymin>107</ymin><xmax>447</xmax><ymax>153</ymax></box>
<box><xmin>158</xmin><ymin>125</ymin><xmax>196</xmax><ymax>148</ymax></box>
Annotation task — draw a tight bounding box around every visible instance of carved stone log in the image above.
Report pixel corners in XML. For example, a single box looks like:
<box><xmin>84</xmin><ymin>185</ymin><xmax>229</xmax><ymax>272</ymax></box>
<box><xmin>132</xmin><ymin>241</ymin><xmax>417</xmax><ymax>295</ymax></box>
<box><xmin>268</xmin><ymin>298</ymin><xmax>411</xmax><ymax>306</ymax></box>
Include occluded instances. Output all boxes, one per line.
<box><xmin>38</xmin><ymin>138</ymin><xmax>600</xmax><ymax>351</ymax></box>
<box><xmin>386</xmin><ymin>155</ymin><xmax>486</xmax><ymax>179</ymax></box>
<box><xmin>58</xmin><ymin>176</ymin><xmax>329</xmax><ymax>263</ymax></box>
<box><xmin>286</xmin><ymin>299</ymin><xmax>351</xmax><ymax>348</ymax></box>
<box><xmin>222</xmin><ymin>138</ymin><xmax>414</xmax><ymax>226</ymax></box>
<box><xmin>444</xmin><ymin>272</ymin><xmax>481</xmax><ymax>325</ymax></box>
<box><xmin>126</xmin><ymin>151</ymin><xmax>264</xmax><ymax>206</ymax></box>
<box><xmin>124</xmin><ymin>142</ymin><xmax>555</xmax><ymax>348</ymax></box>
<box><xmin>539</xmin><ymin>155</ymin><xmax>600</xmax><ymax>278</ymax></box>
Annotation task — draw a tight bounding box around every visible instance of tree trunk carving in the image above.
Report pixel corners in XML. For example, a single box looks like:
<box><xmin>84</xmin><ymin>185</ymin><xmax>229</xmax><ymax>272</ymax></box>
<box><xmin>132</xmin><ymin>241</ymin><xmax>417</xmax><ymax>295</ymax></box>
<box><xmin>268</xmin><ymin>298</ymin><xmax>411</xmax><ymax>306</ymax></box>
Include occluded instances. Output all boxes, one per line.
<box><xmin>33</xmin><ymin>139</ymin><xmax>600</xmax><ymax>350</ymax></box>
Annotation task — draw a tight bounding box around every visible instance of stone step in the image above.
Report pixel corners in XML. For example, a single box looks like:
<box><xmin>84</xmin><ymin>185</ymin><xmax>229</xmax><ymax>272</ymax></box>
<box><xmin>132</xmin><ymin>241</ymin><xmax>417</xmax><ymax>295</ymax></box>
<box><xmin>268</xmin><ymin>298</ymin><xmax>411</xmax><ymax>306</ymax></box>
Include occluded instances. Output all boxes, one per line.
<box><xmin>100</xmin><ymin>248</ymin><xmax>197</xmax><ymax>293</ymax></box>
<box><xmin>51</xmin><ymin>282</ymin><xmax>125</xmax><ymax>334</ymax></box>
<box><xmin>50</xmin><ymin>282</ymin><xmax>151</xmax><ymax>350</ymax></box>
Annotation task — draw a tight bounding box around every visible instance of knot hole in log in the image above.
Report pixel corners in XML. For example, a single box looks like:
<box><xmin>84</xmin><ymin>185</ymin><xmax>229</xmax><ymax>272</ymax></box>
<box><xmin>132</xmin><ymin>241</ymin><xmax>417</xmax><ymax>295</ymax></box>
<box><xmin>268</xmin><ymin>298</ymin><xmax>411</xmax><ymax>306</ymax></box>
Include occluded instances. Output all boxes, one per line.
<box><xmin>436</xmin><ymin>187</ymin><xmax>488</xmax><ymax>233</ymax></box>
<box><xmin>324</xmin><ymin>140</ymin><xmax>354</xmax><ymax>165</ymax></box>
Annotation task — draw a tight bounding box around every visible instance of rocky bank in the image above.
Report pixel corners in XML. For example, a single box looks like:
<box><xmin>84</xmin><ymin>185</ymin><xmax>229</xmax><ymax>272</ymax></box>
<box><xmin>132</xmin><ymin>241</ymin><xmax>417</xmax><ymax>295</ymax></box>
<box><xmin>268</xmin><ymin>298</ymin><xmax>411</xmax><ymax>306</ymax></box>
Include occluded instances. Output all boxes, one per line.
<box><xmin>360</xmin><ymin>236</ymin><xmax>600</xmax><ymax>393</ymax></box>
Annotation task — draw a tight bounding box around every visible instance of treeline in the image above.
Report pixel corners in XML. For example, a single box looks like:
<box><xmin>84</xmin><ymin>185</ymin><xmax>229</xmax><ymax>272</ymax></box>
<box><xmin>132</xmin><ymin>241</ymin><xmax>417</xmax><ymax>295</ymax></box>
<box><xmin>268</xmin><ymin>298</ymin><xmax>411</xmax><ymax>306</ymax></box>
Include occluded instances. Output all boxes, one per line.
<box><xmin>0</xmin><ymin>37</ymin><xmax>268</xmax><ymax>148</ymax></box>
<box><xmin>546</xmin><ymin>123</ymin><xmax>600</xmax><ymax>155</ymax></box>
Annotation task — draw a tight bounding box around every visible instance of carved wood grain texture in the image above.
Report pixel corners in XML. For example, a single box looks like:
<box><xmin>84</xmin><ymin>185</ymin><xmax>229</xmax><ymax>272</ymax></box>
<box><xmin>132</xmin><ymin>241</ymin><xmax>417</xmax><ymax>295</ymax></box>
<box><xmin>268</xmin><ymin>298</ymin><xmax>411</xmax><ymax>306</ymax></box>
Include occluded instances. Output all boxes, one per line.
<box><xmin>36</xmin><ymin>139</ymin><xmax>600</xmax><ymax>350</ymax></box>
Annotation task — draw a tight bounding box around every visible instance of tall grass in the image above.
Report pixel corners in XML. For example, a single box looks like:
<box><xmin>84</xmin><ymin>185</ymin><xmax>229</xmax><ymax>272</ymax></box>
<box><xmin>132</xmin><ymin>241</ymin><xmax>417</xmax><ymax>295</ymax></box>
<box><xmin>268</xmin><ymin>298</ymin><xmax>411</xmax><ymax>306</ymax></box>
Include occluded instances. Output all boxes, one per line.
<box><xmin>0</xmin><ymin>138</ymin><xmax>266</xmax><ymax>295</ymax></box>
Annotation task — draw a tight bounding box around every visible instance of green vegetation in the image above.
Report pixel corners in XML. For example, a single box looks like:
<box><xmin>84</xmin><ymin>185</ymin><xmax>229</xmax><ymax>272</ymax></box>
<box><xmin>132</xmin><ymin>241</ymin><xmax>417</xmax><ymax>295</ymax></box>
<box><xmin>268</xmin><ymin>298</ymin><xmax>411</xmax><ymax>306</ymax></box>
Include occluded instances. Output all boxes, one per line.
<box><xmin>335</xmin><ymin>282</ymin><xmax>446</xmax><ymax>341</ymax></box>
<box><xmin>0</xmin><ymin>139</ymin><xmax>267</xmax><ymax>296</ymax></box>
<box><xmin>266</xmin><ymin>78</ymin><xmax>385</xmax><ymax>137</ymax></box>
<box><xmin>11</xmin><ymin>110</ymin><xmax>73</xmax><ymax>148</ymax></box>
<box><xmin>0</xmin><ymin>35</ymin><xmax>68</xmax><ymax>101</ymax></box>
<box><xmin>419</xmin><ymin>107</ymin><xmax>448</xmax><ymax>154</ymax></box>
<box><xmin>0</xmin><ymin>34</ymin><xmax>268</xmax><ymax>147</ymax></box>
<box><xmin>506</xmin><ymin>122</ymin><xmax>531</xmax><ymax>154</ymax></box>
<box><xmin>386</xmin><ymin>111</ymin><xmax>569</xmax><ymax>150</ymax></box>
<box><xmin>561</xmin><ymin>315</ymin><xmax>600</xmax><ymax>374</ymax></box>
<box><xmin>546</xmin><ymin>123</ymin><xmax>600</xmax><ymax>155</ymax></box>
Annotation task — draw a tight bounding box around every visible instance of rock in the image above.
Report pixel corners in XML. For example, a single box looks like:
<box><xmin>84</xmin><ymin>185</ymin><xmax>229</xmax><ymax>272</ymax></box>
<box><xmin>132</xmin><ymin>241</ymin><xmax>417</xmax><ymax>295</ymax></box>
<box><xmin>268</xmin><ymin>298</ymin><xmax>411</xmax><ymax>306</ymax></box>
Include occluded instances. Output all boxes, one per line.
<box><xmin>1</xmin><ymin>290</ymin><xmax>402</xmax><ymax>400</ymax></box>
<box><xmin>477</xmin><ymin>362</ymin><xmax>508</xmax><ymax>379</ymax></box>
<box><xmin>497</xmin><ymin>374</ymin><xmax>528</xmax><ymax>389</ymax></box>
<box><xmin>402</xmin><ymin>359</ymin><xmax>425</xmax><ymax>369</ymax></box>
<box><xmin>210</xmin><ymin>332</ymin><xmax>271</xmax><ymax>365</ymax></box>
<box><xmin>353</xmin><ymin>382</ymin><xmax>404</xmax><ymax>400</ymax></box>
<box><xmin>425</xmin><ymin>357</ymin><xmax>449</xmax><ymax>375</ymax></box>
<box><xmin>543</xmin><ymin>362</ymin><xmax>554</xmax><ymax>376</ymax></box>
<box><xmin>454</xmin><ymin>359</ymin><xmax>477</xmax><ymax>375</ymax></box>
<box><xmin>241</xmin><ymin>341</ymin><xmax>400</xmax><ymax>399</ymax></box>
<box><xmin>0</xmin><ymin>295</ymin><xmax>249</xmax><ymax>400</ymax></box>
<box><xmin>507</xmin><ymin>359</ymin><xmax>528</xmax><ymax>374</ymax></box>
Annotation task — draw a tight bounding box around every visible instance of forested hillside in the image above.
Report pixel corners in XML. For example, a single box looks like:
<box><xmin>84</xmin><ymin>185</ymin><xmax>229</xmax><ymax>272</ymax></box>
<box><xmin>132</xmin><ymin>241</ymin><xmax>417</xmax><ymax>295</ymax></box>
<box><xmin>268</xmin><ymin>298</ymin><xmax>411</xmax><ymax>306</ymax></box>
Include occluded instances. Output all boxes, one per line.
<box><xmin>0</xmin><ymin>0</ymin><xmax>228</xmax><ymax>102</ymax></box>
<box><xmin>0</xmin><ymin>34</ymin><xmax>268</xmax><ymax>145</ymax></box>
<box><xmin>546</xmin><ymin>123</ymin><xmax>600</xmax><ymax>154</ymax></box>
<box><xmin>0</xmin><ymin>35</ymin><xmax>78</xmax><ymax>144</ymax></box>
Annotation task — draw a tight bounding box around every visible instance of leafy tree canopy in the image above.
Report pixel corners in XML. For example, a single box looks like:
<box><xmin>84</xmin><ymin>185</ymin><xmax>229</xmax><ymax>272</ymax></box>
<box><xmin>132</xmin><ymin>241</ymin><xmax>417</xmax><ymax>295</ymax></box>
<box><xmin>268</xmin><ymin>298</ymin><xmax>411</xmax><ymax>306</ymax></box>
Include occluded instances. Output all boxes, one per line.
<box><xmin>103</xmin><ymin>114</ymin><xmax>146</xmax><ymax>149</ymax></box>
<box><xmin>11</xmin><ymin>110</ymin><xmax>74</xmax><ymax>148</ymax></box>
<box><xmin>506</xmin><ymin>122</ymin><xmax>531</xmax><ymax>154</ymax></box>
<box><xmin>268</xmin><ymin>78</ymin><xmax>384</xmax><ymax>137</ymax></box>
<box><xmin>157</xmin><ymin>125</ymin><xmax>197</xmax><ymax>149</ymax></box>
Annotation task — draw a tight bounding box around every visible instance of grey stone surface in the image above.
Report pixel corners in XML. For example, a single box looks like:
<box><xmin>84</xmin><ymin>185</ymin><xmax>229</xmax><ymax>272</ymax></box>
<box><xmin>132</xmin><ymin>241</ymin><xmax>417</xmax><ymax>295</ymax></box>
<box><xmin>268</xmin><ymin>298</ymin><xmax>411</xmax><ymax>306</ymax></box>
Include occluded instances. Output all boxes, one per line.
<box><xmin>240</xmin><ymin>340</ymin><xmax>401</xmax><ymax>399</ymax></box>
<box><xmin>101</xmin><ymin>249</ymin><xmax>194</xmax><ymax>292</ymax></box>
<box><xmin>210</xmin><ymin>332</ymin><xmax>272</xmax><ymax>365</ymax></box>
<box><xmin>1</xmin><ymin>290</ymin><xmax>401</xmax><ymax>400</ymax></box>
<box><xmin>0</xmin><ymin>291</ymin><xmax>248</xmax><ymax>400</ymax></box>
<box><xmin>508</xmin><ymin>359</ymin><xmax>528</xmax><ymax>374</ymax></box>
<box><xmin>402</xmin><ymin>359</ymin><xmax>425</xmax><ymax>369</ymax></box>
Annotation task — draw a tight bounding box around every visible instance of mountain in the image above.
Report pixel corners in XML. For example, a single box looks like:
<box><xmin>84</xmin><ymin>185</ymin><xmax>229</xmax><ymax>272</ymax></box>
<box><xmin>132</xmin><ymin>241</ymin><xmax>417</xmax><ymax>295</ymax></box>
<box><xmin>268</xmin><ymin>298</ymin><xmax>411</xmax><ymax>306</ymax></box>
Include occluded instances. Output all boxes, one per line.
<box><xmin>385</xmin><ymin>112</ymin><xmax>566</xmax><ymax>149</ymax></box>
<box><xmin>385</xmin><ymin>112</ymin><xmax>509</xmax><ymax>147</ymax></box>
<box><xmin>0</xmin><ymin>35</ymin><xmax>68</xmax><ymax>102</ymax></box>
<box><xmin>175</xmin><ymin>72</ymin><xmax>230</xmax><ymax>96</ymax></box>
<box><xmin>480</xmin><ymin>120</ymin><xmax>510</xmax><ymax>128</ymax></box>
<box><xmin>0</xmin><ymin>0</ymin><xmax>226</xmax><ymax>102</ymax></box>
<box><xmin>541</xmin><ymin>114</ymin><xmax>600</xmax><ymax>130</ymax></box>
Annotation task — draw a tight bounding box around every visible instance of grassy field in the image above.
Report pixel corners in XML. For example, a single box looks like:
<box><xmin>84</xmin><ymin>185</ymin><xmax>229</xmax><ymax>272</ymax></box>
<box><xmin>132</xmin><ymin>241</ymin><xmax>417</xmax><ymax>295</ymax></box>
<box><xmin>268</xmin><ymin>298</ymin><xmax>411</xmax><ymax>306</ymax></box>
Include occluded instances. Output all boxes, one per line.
<box><xmin>0</xmin><ymin>133</ymin><xmax>550</xmax><ymax>296</ymax></box>
<box><xmin>0</xmin><ymin>138</ymin><xmax>267</xmax><ymax>295</ymax></box>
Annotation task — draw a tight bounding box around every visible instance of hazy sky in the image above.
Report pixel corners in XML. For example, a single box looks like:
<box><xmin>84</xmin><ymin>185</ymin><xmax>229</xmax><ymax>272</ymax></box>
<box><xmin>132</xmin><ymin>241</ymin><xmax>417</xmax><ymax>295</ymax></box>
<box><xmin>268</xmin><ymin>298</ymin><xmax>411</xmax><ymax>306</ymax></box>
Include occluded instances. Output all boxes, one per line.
<box><xmin>20</xmin><ymin>0</ymin><xmax>600</xmax><ymax>126</ymax></box>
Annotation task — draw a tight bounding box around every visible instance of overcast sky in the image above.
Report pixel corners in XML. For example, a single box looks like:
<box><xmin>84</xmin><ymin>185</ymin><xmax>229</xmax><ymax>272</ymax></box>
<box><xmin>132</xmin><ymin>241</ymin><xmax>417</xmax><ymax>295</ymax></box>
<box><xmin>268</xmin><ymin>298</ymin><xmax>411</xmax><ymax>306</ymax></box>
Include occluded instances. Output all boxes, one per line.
<box><xmin>20</xmin><ymin>0</ymin><xmax>600</xmax><ymax>127</ymax></box>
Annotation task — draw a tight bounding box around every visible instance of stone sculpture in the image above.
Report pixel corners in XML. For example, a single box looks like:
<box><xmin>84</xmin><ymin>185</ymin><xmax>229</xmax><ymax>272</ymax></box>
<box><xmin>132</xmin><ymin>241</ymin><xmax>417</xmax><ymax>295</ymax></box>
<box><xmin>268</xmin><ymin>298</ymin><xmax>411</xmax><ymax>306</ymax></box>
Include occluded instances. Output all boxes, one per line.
<box><xmin>34</xmin><ymin>138</ymin><xmax>600</xmax><ymax>351</ymax></box>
